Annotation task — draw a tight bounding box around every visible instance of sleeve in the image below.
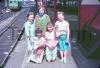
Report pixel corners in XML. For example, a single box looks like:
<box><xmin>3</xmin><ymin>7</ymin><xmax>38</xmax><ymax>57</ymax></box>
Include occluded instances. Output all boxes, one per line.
<box><xmin>34</xmin><ymin>37</ymin><xmax>46</xmax><ymax>50</ymax></box>
<box><xmin>54</xmin><ymin>21</ymin><xmax>58</xmax><ymax>30</ymax></box>
<box><xmin>34</xmin><ymin>15</ymin><xmax>40</xmax><ymax>29</ymax></box>
<box><xmin>47</xmin><ymin>15</ymin><xmax>50</xmax><ymax>22</ymax></box>
<box><xmin>45</xmin><ymin>32</ymin><xmax>49</xmax><ymax>40</ymax></box>
<box><xmin>24</xmin><ymin>22</ymin><xmax>29</xmax><ymax>36</ymax></box>
<box><xmin>45</xmin><ymin>14</ymin><xmax>50</xmax><ymax>22</ymax></box>
<box><xmin>42</xmin><ymin>14</ymin><xmax>51</xmax><ymax>35</ymax></box>
<box><xmin>34</xmin><ymin>16</ymin><xmax>38</xmax><ymax>28</ymax></box>
<box><xmin>54</xmin><ymin>22</ymin><xmax>58</xmax><ymax>37</ymax></box>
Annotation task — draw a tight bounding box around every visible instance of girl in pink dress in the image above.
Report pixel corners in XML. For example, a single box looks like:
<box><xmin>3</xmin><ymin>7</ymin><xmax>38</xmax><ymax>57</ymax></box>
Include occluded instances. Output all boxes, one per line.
<box><xmin>45</xmin><ymin>23</ymin><xmax>58</xmax><ymax>62</ymax></box>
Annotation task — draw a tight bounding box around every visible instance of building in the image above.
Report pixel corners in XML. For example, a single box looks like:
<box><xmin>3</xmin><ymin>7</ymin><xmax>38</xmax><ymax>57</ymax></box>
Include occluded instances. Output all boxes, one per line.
<box><xmin>79</xmin><ymin>0</ymin><xmax>100</xmax><ymax>29</ymax></box>
<box><xmin>78</xmin><ymin>0</ymin><xmax>100</xmax><ymax>59</ymax></box>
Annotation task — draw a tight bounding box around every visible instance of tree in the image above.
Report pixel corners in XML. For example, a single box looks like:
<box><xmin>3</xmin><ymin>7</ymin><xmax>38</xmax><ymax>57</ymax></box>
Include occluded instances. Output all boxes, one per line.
<box><xmin>62</xmin><ymin>0</ymin><xmax>67</xmax><ymax>7</ymax></box>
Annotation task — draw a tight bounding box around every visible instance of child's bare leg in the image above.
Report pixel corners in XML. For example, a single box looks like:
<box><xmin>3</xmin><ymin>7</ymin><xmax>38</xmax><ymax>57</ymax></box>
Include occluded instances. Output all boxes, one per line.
<box><xmin>60</xmin><ymin>50</ymin><xmax>64</xmax><ymax>62</ymax></box>
<box><xmin>64</xmin><ymin>50</ymin><xmax>67</xmax><ymax>63</ymax></box>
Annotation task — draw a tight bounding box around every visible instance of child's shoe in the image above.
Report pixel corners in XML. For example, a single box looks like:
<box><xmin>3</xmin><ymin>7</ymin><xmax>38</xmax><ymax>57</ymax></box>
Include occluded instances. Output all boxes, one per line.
<box><xmin>46</xmin><ymin>60</ymin><xmax>52</xmax><ymax>62</ymax></box>
<box><xmin>60</xmin><ymin>58</ymin><xmax>63</xmax><ymax>62</ymax></box>
<box><xmin>26</xmin><ymin>59</ymin><xmax>30</xmax><ymax>63</ymax></box>
<box><xmin>51</xmin><ymin>59</ymin><xmax>56</xmax><ymax>62</ymax></box>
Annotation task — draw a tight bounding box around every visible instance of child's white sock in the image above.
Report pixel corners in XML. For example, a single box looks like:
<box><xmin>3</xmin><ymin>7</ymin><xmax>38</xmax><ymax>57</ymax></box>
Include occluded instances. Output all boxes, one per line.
<box><xmin>26</xmin><ymin>57</ymin><xmax>30</xmax><ymax>63</ymax></box>
<box><xmin>63</xmin><ymin>57</ymin><xmax>67</xmax><ymax>63</ymax></box>
<box><xmin>60</xmin><ymin>58</ymin><xmax>64</xmax><ymax>62</ymax></box>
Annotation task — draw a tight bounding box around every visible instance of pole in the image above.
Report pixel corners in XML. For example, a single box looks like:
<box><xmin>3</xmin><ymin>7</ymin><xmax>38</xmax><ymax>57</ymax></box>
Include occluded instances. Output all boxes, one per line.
<box><xmin>54</xmin><ymin>0</ymin><xmax>56</xmax><ymax>22</ymax></box>
<box><xmin>45</xmin><ymin>0</ymin><xmax>47</xmax><ymax>13</ymax></box>
<box><xmin>78</xmin><ymin>0</ymin><xmax>81</xmax><ymax>40</ymax></box>
<box><xmin>35</xmin><ymin>0</ymin><xmax>38</xmax><ymax>11</ymax></box>
<box><xmin>78</xmin><ymin>0</ymin><xmax>81</xmax><ymax>29</ymax></box>
<box><xmin>5</xmin><ymin>0</ymin><xmax>7</xmax><ymax>8</ymax></box>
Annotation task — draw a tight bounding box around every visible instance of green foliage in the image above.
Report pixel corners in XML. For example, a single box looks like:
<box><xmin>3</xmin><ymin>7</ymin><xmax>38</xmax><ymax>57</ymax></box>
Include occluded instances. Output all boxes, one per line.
<box><xmin>78</xmin><ymin>26</ymin><xmax>100</xmax><ymax>59</ymax></box>
<box><xmin>88</xmin><ymin>47</ymin><xmax>100</xmax><ymax>59</ymax></box>
<box><xmin>56</xmin><ymin>5</ymin><xmax>78</xmax><ymax>14</ymax></box>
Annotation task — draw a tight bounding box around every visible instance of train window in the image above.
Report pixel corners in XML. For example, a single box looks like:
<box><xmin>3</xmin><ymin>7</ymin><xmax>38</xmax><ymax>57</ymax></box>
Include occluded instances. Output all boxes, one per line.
<box><xmin>14</xmin><ymin>1</ymin><xmax>16</xmax><ymax>3</ymax></box>
<box><xmin>10</xmin><ymin>1</ymin><xmax>12</xmax><ymax>3</ymax></box>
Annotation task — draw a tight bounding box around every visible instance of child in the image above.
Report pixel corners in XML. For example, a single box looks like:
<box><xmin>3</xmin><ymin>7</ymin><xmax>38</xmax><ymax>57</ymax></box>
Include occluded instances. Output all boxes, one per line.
<box><xmin>27</xmin><ymin>28</ymin><xmax>46</xmax><ymax>63</ymax></box>
<box><xmin>24</xmin><ymin>12</ymin><xmax>35</xmax><ymax>55</ymax></box>
<box><xmin>55</xmin><ymin>11</ymin><xmax>70</xmax><ymax>63</ymax></box>
<box><xmin>45</xmin><ymin>23</ymin><xmax>58</xmax><ymax>62</ymax></box>
<box><xmin>34</xmin><ymin>7</ymin><xmax>50</xmax><ymax>35</ymax></box>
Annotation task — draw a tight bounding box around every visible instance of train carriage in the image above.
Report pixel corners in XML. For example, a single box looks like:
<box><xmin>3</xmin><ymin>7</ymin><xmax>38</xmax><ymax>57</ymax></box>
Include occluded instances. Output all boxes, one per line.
<box><xmin>8</xmin><ymin>0</ymin><xmax>21</xmax><ymax>11</ymax></box>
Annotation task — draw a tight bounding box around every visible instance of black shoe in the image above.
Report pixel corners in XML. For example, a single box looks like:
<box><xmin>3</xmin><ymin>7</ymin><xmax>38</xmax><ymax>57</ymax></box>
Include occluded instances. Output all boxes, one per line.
<box><xmin>51</xmin><ymin>59</ymin><xmax>56</xmax><ymax>62</ymax></box>
<box><xmin>30</xmin><ymin>60</ymin><xmax>36</xmax><ymax>63</ymax></box>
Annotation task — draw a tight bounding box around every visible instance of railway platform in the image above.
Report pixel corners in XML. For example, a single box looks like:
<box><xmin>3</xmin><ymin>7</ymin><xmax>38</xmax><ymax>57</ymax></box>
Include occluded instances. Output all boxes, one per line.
<box><xmin>0</xmin><ymin>8</ymin><xmax>100</xmax><ymax>68</ymax></box>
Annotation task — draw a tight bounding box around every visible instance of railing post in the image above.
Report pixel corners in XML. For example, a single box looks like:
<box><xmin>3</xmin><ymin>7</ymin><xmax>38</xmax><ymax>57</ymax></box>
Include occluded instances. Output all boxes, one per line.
<box><xmin>54</xmin><ymin>0</ymin><xmax>57</xmax><ymax>22</ymax></box>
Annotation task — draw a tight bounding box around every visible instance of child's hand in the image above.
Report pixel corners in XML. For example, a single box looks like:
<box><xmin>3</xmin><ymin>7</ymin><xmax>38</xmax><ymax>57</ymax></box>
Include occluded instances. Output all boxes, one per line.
<box><xmin>35</xmin><ymin>47</ymin><xmax>43</xmax><ymax>56</ymax></box>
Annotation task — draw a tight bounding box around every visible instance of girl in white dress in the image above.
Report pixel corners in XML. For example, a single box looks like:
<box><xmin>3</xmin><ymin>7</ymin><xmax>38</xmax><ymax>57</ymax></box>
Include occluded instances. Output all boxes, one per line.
<box><xmin>24</xmin><ymin>12</ymin><xmax>35</xmax><ymax>56</ymax></box>
<box><xmin>55</xmin><ymin>11</ymin><xmax>70</xmax><ymax>63</ymax></box>
<box><xmin>27</xmin><ymin>29</ymin><xmax>46</xmax><ymax>63</ymax></box>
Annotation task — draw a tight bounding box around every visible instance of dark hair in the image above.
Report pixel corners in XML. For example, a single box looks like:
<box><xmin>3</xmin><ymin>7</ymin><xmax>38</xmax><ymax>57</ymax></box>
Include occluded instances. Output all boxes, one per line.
<box><xmin>57</xmin><ymin>11</ymin><xmax>64</xmax><ymax>15</ymax></box>
<box><xmin>27</xmin><ymin>12</ymin><xmax>34</xmax><ymax>17</ymax></box>
<box><xmin>35</xmin><ymin>28</ymin><xmax>42</xmax><ymax>35</ymax></box>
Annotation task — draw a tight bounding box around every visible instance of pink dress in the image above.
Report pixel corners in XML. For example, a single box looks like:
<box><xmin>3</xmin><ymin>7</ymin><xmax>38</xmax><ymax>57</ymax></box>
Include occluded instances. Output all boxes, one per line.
<box><xmin>45</xmin><ymin>31</ymin><xmax>58</xmax><ymax>61</ymax></box>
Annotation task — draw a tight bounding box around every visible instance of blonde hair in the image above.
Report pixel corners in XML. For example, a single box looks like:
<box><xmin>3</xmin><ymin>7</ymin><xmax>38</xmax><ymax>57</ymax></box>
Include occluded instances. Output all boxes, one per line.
<box><xmin>46</xmin><ymin>22</ymin><xmax>54</xmax><ymax>31</ymax></box>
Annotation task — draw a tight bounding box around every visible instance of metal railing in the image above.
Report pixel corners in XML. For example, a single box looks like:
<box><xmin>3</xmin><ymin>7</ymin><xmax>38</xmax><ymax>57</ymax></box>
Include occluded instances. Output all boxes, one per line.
<box><xmin>0</xmin><ymin>8</ymin><xmax>30</xmax><ymax>67</ymax></box>
<box><xmin>78</xmin><ymin>8</ymin><xmax>100</xmax><ymax>58</ymax></box>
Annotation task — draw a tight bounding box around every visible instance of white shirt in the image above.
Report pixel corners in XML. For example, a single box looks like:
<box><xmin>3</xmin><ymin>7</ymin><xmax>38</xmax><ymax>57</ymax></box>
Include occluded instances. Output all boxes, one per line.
<box><xmin>55</xmin><ymin>20</ymin><xmax>69</xmax><ymax>36</ymax></box>
<box><xmin>33</xmin><ymin>37</ymin><xmax>46</xmax><ymax>50</ymax></box>
<box><xmin>24</xmin><ymin>21</ymin><xmax>35</xmax><ymax>37</ymax></box>
<box><xmin>45</xmin><ymin>31</ymin><xmax>55</xmax><ymax>40</ymax></box>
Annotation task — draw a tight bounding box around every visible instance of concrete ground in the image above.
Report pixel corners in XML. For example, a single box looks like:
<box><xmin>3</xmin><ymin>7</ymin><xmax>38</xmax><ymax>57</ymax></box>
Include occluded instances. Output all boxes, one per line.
<box><xmin>4</xmin><ymin>8</ymin><xmax>79</xmax><ymax>68</ymax></box>
<box><xmin>4</xmin><ymin>35</ymin><xmax>78</xmax><ymax>68</ymax></box>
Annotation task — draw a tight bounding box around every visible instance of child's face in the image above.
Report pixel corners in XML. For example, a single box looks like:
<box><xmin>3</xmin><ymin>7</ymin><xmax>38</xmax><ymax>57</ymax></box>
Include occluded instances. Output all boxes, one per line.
<box><xmin>47</xmin><ymin>25</ymin><xmax>53</xmax><ymax>32</ymax></box>
<box><xmin>39</xmin><ymin>8</ymin><xmax>44</xmax><ymax>14</ymax></box>
<box><xmin>37</xmin><ymin>33</ymin><xmax>42</xmax><ymax>38</ymax></box>
<box><xmin>28</xmin><ymin>15</ymin><xmax>34</xmax><ymax>21</ymax></box>
<box><xmin>58</xmin><ymin>14</ymin><xmax>64</xmax><ymax>22</ymax></box>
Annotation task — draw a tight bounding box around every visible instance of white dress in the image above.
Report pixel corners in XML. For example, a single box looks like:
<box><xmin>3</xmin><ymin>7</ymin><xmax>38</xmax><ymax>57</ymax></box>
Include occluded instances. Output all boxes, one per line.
<box><xmin>55</xmin><ymin>20</ymin><xmax>70</xmax><ymax>41</ymax></box>
<box><xmin>27</xmin><ymin>37</ymin><xmax>46</xmax><ymax>63</ymax></box>
<box><xmin>24</xmin><ymin>21</ymin><xmax>35</xmax><ymax>50</ymax></box>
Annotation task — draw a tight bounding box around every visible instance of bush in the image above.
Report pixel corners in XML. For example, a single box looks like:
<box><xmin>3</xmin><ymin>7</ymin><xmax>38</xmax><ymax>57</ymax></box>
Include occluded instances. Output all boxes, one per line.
<box><xmin>56</xmin><ymin>5</ymin><xmax>78</xmax><ymax>14</ymax></box>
